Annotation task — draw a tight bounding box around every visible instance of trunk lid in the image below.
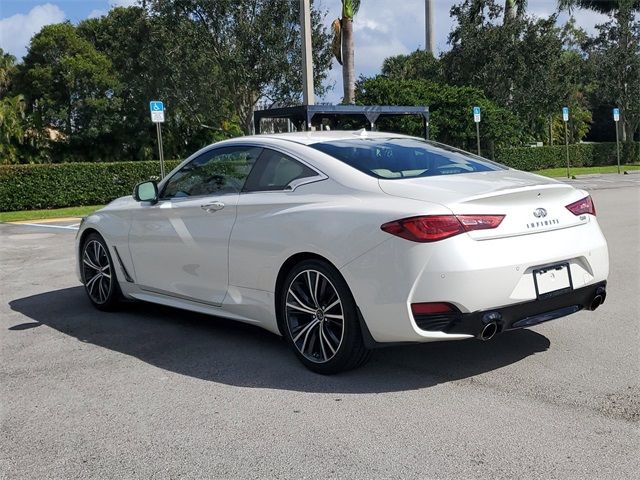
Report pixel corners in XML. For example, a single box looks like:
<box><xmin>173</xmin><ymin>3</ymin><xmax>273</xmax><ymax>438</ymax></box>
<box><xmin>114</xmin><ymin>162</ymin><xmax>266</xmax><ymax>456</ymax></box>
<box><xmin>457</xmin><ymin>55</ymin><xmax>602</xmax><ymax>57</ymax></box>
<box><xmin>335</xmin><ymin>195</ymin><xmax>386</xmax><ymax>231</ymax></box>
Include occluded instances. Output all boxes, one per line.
<box><xmin>378</xmin><ymin>170</ymin><xmax>591</xmax><ymax>239</ymax></box>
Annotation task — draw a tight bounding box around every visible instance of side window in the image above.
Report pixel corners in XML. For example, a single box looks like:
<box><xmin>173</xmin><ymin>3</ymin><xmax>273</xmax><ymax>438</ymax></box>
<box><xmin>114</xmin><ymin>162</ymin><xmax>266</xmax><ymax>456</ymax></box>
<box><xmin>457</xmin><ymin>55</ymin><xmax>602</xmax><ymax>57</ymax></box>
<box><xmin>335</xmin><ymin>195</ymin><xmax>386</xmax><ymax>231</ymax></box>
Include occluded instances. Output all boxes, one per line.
<box><xmin>244</xmin><ymin>149</ymin><xmax>318</xmax><ymax>192</ymax></box>
<box><xmin>161</xmin><ymin>146</ymin><xmax>261</xmax><ymax>199</ymax></box>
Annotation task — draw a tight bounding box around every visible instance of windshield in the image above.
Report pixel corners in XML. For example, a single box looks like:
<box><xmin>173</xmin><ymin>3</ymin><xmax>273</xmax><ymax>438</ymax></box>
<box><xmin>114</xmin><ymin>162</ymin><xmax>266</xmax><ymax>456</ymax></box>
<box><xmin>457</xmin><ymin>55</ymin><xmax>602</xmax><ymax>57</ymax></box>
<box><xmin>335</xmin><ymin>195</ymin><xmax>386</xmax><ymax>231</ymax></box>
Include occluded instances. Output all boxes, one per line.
<box><xmin>310</xmin><ymin>137</ymin><xmax>506</xmax><ymax>179</ymax></box>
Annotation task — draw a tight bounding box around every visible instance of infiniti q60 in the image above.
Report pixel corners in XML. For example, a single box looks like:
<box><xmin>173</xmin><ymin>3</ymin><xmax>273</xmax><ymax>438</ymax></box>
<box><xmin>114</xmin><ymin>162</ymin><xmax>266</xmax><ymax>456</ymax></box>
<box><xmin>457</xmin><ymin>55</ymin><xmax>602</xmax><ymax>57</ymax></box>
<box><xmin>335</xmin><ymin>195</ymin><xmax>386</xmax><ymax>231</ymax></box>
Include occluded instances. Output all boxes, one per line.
<box><xmin>76</xmin><ymin>131</ymin><xmax>609</xmax><ymax>373</ymax></box>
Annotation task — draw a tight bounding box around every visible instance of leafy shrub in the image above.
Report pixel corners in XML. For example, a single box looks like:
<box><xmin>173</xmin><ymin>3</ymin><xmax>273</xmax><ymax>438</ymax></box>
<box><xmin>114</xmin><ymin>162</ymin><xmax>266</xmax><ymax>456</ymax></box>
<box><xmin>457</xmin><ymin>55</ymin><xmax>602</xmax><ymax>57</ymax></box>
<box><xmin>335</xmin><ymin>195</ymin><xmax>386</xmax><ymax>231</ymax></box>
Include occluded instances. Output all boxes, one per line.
<box><xmin>1</xmin><ymin>142</ymin><xmax>638</xmax><ymax>212</ymax></box>
<box><xmin>0</xmin><ymin>160</ymin><xmax>180</xmax><ymax>212</ymax></box>
<box><xmin>494</xmin><ymin>142</ymin><xmax>638</xmax><ymax>171</ymax></box>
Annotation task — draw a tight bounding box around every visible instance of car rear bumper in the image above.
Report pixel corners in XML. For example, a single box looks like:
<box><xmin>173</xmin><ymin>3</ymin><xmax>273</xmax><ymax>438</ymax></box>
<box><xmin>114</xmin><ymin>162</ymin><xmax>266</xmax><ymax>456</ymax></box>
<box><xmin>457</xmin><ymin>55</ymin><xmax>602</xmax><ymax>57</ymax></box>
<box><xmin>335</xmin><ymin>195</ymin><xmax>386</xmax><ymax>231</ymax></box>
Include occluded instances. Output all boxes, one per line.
<box><xmin>340</xmin><ymin>219</ymin><xmax>609</xmax><ymax>343</ymax></box>
<box><xmin>440</xmin><ymin>280</ymin><xmax>607</xmax><ymax>338</ymax></box>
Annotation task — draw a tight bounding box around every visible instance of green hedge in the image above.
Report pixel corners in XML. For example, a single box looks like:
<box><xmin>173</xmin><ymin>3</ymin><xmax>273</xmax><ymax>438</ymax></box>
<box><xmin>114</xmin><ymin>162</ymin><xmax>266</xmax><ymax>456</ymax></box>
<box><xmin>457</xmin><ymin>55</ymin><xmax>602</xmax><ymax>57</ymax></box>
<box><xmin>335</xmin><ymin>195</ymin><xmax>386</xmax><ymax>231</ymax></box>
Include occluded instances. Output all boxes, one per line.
<box><xmin>495</xmin><ymin>142</ymin><xmax>638</xmax><ymax>171</ymax></box>
<box><xmin>0</xmin><ymin>160</ymin><xmax>180</xmax><ymax>212</ymax></box>
<box><xmin>1</xmin><ymin>142</ymin><xmax>638</xmax><ymax>212</ymax></box>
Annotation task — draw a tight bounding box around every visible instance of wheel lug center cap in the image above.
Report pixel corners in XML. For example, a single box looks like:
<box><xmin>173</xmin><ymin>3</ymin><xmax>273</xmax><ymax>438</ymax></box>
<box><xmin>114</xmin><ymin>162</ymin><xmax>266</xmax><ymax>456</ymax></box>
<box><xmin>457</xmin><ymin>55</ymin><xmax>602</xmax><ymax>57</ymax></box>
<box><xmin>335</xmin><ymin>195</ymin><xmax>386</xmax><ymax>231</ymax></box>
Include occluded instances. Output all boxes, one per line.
<box><xmin>316</xmin><ymin>309</ymin><xmax>325</xmax><ymax>321</ymax></box>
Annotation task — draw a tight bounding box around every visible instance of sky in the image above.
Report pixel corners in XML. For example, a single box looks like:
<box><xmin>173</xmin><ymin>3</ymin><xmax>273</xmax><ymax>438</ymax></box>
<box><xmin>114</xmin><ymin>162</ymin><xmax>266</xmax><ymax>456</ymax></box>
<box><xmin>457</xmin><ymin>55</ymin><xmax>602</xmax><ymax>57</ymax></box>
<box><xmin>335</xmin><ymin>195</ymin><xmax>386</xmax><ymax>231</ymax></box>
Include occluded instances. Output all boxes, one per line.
<box><xmin>0</xmin><ymin>0</ymin><xmax>610</xmax><ymax>103</ymax></box>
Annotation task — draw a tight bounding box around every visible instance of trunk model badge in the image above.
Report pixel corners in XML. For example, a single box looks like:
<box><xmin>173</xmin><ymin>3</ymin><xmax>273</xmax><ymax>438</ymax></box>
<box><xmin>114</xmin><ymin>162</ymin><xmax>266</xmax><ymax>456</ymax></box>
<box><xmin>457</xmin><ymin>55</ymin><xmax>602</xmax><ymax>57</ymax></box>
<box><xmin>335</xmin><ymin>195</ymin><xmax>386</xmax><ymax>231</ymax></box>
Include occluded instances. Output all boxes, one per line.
<box><xmin>533</xmin><ymin>208</ymin><xmax>547</xmax><ymax>218</ymax></box>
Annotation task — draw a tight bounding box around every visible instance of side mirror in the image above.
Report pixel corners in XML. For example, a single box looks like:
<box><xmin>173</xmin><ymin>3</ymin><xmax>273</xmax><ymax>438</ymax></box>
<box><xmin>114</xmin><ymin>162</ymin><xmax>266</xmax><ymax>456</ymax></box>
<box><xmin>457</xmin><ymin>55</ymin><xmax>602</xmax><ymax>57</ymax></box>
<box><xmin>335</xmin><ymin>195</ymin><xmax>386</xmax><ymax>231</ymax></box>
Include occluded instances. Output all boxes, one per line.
<box><xmin>133</xmin><ymin>181</ymin><xmax>158</xmax><ymax>203</ymax></box>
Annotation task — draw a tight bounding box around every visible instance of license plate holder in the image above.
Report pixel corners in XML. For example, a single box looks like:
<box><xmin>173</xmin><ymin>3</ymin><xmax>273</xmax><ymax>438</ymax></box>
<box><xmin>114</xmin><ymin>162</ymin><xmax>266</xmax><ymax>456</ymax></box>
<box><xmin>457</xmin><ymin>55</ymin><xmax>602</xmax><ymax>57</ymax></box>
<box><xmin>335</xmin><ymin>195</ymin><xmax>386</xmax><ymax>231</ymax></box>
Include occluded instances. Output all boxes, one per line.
<box><xmin>533</xmin><ymin>262</ymin><xmax>573</xmax><ymax>299</ymax></box>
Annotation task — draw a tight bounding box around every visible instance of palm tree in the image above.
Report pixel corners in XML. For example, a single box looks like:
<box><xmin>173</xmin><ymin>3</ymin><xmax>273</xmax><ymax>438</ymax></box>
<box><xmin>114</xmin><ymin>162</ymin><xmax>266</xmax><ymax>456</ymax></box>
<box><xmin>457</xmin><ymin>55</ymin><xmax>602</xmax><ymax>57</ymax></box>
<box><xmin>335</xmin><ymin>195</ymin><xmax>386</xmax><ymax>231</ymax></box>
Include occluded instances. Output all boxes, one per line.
<box><xmin>0</xmin><ymin>49</ymin><xmax>17</xmax><ymax>96</ymax></box>
<box><xmin>0</xmin><ymin>94</ymin><xmax>26</xmax><ymax>164</ymax></box>
<box><xmin>504</xmin><ymin>0</ymin><xmax>527</xmax><ymax>24</ymax></box>
<box><xmin>332</xmin><ymin>0</ymin><xmax>360</xmax><ymax>104</ymax></box>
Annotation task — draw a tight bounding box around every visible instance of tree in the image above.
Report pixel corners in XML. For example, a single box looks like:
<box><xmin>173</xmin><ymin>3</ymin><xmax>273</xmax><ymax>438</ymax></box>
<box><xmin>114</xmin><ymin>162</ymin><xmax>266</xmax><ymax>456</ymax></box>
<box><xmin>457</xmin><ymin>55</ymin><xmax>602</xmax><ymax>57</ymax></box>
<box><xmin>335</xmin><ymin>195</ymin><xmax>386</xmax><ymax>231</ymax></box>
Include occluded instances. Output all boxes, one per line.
<box><xmin>332</xmin><ymin>0</ymin><xmax>361</xmax><ymax>103</ymax></box>
<box><xmin>148</xmin><ymin>0</ymin><xmax>333</xmax><ymax>132</ymax></box>
<box><xmin>443</xmin><ymin>0</ymin><xmax>590</xmax><ymax>142</ymax></box>
<box><xmin>0</xmin><ymin>49</ymin><xmax>17</xmax><ymax>96</ymax></box>
<box><xmin>77</xmin><ymin>6</ymin><xmax>238</xmax><ymax>160</ymax></box>
<box><xmin>18</xmin><ymin>23</ymin><xmax>121</xmax><ymax>161</ymax></box>
<box><xmin>356</xmin><ymin>76</ymin><xmax>526</xmax><ymax>154</ymax></box>
<box><xmin>381</xmin><ymin>50</ymin><xmax>443</xmax><ymax>82</ymax></box>
<box><xmin>558</xmin><ymin>0</ymin><xmax>640</xmax><ymax>13</ymax></box>
<box><xmin>561</xmin><ymin>0</ymin><xmax>640</xmax><ymax>156</ymax></box>
<box><xmin>0</xmin><ymin>94</ymin><xmax>26</xmax><ymax>164</ymax></box>
<box><xmin>504</xmin><ymin>0</ymin><xmax>527</xmax><ymax>24</ymax></box>
<box><xmin>589</xmin><ymin>8</ymin><xmax>640</xmax><ymax>157</ymax></box>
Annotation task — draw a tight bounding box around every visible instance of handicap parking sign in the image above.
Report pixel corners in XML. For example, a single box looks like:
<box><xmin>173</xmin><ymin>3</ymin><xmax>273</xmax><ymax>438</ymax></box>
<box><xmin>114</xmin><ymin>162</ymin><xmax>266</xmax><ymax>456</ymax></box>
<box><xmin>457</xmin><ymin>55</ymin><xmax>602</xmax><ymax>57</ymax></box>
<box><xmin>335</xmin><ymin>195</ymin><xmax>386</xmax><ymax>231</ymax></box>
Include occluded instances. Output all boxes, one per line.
<box><xmin>150</xmin><ymin>101</ymin><xmax>165</xmax><ymax>123</ymax></box>
<box><xmin>473</xmin><ymin>106</ymin><xmax>481</xmax><ymax>123</ymax></box>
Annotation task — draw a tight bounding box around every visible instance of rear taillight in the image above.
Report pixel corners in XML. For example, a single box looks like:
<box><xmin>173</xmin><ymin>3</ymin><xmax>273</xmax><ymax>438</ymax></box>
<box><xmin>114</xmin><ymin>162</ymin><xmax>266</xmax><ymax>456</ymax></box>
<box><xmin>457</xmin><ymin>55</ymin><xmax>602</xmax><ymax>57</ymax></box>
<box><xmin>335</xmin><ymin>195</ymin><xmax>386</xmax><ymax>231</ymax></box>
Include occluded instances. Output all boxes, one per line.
<box><xmin>566</xmin><ymin>195</ymin><xmax>596</xmax><ymax>216</ymax></box>
<box><xmin>381</xmin><ymin>214</ymin><xmax>505</xmax><ymax>242</ymax></box>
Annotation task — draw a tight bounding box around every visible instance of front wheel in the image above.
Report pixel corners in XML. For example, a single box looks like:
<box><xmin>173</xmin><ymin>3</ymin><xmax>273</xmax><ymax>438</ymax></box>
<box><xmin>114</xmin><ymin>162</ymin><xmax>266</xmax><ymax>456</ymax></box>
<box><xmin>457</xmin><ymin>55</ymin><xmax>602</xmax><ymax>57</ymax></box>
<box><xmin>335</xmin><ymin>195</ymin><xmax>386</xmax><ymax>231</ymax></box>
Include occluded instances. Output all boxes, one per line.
<box><xmin>280</xmin><ymin>259</ymin><xmax>371</xmax><ymax>374</ymax></box>
<box><xmin>80</xmin><ymin>233</ymin><xmax>121</xmax><ymax>311</ymax></box>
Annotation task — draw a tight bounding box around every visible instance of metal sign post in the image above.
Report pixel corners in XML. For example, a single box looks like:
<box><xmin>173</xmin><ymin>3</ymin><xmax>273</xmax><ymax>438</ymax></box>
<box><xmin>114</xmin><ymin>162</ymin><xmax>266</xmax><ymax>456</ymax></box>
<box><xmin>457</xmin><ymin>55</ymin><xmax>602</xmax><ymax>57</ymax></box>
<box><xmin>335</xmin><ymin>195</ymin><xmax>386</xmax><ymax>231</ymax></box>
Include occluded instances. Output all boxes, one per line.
<box><xmin>300</xmin><ymin>0</ymin><xmax>315</xmax><ymax>106</ymax></box>
<box><xmin>473</xmin><ymin>106</ymin><xmax>481</xmax><ymax>156</ymax></box>
<box><xmin>562</xmin><ymin>107</ymin><xmax>570</xmax><ymax>178</ymax></box>
<box><xmin>149</xmin><ymin>101</ymin><xmax>166</xmax><ymax>178</ymax></box>
<box><xmin>613</xmin><ymin>108</ymin><xmax>621</xmax><ymax>174</ymax></box>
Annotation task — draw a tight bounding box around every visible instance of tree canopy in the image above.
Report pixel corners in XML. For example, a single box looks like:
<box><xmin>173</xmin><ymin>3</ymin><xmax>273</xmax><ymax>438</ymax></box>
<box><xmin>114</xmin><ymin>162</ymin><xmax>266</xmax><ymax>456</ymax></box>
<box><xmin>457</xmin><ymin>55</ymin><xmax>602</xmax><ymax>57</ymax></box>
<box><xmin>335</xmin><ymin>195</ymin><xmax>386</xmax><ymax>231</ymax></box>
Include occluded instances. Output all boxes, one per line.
<box><xmin>357</xmin><ymin>0</ymin><xmax>639</xmax><ymax>159</ymax></box>
<box><xmin>0</xmin><ymin>0</ymin><xmax>638</xmax><ymax>164</ymax></box>
<box><xmin>2</xmin><ymin>2</ymin><xmax>333</xmax><ymax>163</ymax></box>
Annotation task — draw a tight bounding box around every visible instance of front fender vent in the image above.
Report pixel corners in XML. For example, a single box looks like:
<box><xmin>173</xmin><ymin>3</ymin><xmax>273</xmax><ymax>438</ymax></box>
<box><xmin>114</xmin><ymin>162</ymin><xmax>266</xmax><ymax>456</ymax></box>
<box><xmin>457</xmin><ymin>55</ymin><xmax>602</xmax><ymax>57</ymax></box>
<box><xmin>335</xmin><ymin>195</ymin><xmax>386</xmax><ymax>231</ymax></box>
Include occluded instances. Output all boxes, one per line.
<box><xmin>112</xmin><ymin>246</ymin><xmax>134</xmax><ymax>283</ymax></box>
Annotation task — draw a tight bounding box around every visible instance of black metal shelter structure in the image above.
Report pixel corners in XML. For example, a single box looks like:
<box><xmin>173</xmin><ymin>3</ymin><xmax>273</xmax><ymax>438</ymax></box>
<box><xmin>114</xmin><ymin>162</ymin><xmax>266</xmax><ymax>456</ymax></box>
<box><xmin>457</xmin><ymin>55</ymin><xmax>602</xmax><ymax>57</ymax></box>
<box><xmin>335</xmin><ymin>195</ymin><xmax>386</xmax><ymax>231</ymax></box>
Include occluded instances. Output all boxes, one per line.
<box><xmin>253</xmin><ymin>105</ymin><xmax>430</xmax><ymax>139</ymax></box>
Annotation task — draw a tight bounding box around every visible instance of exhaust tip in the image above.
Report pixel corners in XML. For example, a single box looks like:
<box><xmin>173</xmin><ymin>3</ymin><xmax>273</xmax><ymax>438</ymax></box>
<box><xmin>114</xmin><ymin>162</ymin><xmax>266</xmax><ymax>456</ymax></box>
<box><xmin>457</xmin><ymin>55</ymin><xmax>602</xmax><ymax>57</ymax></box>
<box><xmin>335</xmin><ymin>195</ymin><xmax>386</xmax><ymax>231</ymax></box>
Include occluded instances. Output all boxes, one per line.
<box><xmin>589</xmin><ymin>295</ymin><xmax>603</xmax><ymax>311</ymax></box>
<box><xmin>479</xmin><ymin>322</ymin><xmax>498</xmax><ymax>341</ymax></box>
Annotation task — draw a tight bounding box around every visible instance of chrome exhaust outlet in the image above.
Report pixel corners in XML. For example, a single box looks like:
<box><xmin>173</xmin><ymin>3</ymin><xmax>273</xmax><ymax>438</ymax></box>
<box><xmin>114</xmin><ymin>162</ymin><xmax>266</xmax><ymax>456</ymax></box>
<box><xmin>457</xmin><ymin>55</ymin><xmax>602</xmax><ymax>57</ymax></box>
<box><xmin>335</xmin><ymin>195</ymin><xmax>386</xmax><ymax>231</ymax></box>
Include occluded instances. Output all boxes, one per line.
<box><xmin>589</xmin><ymin>295</ymin><xmax>603</xmax><ymax>311</ymax></box>
<box><xmin>478</xmin><ymin>321</ymin><xmax>498</xmax><ymax>341</ymax></box>
<box><xmin>589</xmin><ymin>286</ymin><xmax>607</xmax><ymax>311</ymax></box>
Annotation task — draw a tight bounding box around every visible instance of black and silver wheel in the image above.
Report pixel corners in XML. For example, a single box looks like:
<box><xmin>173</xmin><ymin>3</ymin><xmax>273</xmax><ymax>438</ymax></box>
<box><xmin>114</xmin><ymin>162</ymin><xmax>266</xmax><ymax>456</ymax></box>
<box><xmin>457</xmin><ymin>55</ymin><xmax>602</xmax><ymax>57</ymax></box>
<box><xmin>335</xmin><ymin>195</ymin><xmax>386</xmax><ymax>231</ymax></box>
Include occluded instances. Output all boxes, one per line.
<box><xmin>81</xmin><ymin>233</ymin><xmax>121</xmax><ymax>310</ymax></box>
<box><xmin>280</xmin><ymin>259</ymin><xmax>371</xmax><ymax>374</ymax></box>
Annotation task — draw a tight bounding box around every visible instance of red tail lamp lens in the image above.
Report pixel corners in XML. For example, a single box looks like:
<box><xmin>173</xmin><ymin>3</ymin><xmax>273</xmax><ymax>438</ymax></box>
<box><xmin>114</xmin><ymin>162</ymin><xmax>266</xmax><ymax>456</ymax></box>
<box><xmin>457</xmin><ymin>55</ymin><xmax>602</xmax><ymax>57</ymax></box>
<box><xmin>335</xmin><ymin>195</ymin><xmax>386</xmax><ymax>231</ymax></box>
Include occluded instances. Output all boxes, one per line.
<box><xmin>381</xmin><ymin>215</ymin><xmax>504</xmax><ymax>242</ymax></box>
<box><xmin>566</xmin><ymin>196</ymin><xmax>596</xmax><ymax>216</ymax></box>
<box><xmin>411</xmin><ymin>302</ymin><xmax>456</xmax><ymax>315</ymax></box>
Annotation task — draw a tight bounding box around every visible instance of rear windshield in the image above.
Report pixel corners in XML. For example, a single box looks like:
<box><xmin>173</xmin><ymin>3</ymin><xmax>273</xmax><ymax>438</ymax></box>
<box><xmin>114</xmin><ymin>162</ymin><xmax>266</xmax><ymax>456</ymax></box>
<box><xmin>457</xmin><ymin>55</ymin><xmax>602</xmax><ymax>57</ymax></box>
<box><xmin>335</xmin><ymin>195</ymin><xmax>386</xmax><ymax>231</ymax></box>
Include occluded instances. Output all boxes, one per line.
<box><xmin>310</xmin><ymin>137</ymin><xmax>506</xmax><ymax>179</ymax></box>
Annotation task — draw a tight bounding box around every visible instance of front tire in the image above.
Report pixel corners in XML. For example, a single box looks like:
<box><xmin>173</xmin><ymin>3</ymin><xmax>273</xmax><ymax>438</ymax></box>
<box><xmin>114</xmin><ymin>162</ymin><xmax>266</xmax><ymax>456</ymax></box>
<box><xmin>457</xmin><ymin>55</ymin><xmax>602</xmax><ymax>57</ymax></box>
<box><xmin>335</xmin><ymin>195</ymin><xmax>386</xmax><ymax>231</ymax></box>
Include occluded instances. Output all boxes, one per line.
<box><xmin>280</xmin><ymin>259</ymin><xmax>371</xmax><ymax>374</ymax></box>
<box><xmin>80</xmin><ymin>233</ymin><xmax>121</xmax><ymax>311</ymax></box>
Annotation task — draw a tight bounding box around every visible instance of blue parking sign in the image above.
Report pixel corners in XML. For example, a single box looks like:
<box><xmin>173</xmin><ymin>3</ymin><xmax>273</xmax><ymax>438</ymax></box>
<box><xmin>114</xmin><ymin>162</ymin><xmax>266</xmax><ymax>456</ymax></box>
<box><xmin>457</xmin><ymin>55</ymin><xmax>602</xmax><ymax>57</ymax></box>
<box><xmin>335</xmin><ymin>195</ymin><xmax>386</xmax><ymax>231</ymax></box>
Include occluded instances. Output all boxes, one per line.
<box><xmin>149</xmin><ymin>101</ymin><xmax>165</xmax><ymax>123</ymax></box>
<box><xmin>473</xmin><ymin>106</ymin><xmax>481</xmax><ymax>123</ymax></box>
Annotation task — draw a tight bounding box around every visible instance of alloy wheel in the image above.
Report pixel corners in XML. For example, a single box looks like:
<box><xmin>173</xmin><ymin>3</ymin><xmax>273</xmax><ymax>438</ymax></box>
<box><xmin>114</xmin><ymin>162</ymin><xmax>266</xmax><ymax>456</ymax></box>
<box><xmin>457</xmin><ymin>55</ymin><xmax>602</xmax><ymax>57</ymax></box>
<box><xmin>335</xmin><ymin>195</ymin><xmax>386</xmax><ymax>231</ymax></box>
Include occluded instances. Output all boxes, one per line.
<box><xmin>285</xmin><ymin>269</ymin><xmax>345</xmax><ymax>363</ymax></box>
<box><xmin>82</xmin><ymin>240</ymin><xmax>112</xmax><ymax>305</ymax></box>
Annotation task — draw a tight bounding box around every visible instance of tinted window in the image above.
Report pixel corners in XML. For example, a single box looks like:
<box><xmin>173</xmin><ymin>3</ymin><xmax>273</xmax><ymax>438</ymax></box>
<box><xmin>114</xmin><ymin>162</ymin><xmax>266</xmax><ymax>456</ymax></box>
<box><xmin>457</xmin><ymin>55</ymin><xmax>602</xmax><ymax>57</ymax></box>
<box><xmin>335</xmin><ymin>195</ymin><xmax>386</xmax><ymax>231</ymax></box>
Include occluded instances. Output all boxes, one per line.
<box><xmin>244</xmin><ymin>149</ymin><xmax>318</xmax><ymax>192</ymax></box>
<box><xmin>310</xmin><ymin>138</ymin><xmax>506</xmax><ymax>179</ymax></box>
<box><xmin>161</xmin><ymin>146</ymin><xmax>261</xmax><ymax>199</ymax></box>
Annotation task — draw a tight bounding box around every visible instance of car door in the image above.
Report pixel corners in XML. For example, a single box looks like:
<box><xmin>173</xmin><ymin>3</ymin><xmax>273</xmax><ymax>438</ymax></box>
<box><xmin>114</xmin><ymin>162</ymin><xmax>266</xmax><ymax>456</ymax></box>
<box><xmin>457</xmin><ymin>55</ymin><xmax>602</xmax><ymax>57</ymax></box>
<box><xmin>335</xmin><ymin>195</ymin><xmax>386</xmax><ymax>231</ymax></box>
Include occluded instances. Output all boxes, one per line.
<box><xmin>229</xmin><ymin>148</ymin><xmax>326</xmax><ymax>291</ymax></box>
<box><xmin>129</xmin><ymin>146</ymin><xmax>262</xmax><ymax>305</ymax></box>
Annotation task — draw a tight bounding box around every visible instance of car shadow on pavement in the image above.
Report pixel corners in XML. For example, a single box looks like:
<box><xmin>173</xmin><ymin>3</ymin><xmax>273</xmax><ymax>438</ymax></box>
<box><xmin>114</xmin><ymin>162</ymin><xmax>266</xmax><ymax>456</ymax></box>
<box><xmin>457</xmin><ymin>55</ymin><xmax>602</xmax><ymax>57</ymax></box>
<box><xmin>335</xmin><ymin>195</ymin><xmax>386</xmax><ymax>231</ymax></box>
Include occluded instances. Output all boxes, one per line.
<box><xmin>9</xmin><ymin>286</ymin><xmax>550</xmax><ymax>394</ymax></box>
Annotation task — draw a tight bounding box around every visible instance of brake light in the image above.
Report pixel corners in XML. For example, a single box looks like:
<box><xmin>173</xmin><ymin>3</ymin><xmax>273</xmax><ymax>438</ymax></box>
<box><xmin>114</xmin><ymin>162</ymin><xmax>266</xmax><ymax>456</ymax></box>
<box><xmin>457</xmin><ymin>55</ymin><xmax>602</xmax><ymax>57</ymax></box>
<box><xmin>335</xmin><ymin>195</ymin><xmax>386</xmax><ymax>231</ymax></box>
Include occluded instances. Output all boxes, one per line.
<box><xmin>566</xmin><ymin>195</ymin><xmax>596</xmax><ymax>216</ymax></box>
<box><xmin>381</xmin><ymin>214</ymin><xmax>505</xmax><ymax>242</ymax></box>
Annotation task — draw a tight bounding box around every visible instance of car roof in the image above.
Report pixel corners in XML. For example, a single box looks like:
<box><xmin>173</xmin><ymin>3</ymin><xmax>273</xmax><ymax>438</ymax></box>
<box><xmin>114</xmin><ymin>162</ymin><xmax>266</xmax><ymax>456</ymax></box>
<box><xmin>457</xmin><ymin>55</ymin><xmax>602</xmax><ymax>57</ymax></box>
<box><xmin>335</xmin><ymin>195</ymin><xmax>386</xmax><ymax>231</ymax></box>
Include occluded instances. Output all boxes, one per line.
<box><xmin>245</xmin><ymin>130</ymin><xmax>417</xmax><ymax>146</ymax></box>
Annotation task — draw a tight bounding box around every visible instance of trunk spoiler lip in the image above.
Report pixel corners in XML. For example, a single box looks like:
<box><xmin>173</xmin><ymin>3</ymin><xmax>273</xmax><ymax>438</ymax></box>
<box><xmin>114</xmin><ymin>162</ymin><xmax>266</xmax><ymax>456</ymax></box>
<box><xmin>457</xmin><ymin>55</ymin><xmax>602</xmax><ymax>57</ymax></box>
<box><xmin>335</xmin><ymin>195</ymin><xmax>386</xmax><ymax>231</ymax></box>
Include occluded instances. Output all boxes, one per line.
<box><xmin>457</xmin><ymin>182</ymin><xmax>574</xmax><ymax>203</ymax></box>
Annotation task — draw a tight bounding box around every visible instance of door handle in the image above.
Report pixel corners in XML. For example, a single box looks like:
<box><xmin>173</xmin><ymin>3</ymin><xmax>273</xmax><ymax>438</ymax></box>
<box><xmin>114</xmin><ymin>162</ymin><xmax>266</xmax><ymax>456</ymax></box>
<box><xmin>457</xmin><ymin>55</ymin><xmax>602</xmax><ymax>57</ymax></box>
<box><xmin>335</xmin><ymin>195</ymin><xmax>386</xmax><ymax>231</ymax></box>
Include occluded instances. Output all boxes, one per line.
<box><xmin>201</xmin><ymin>201</ymin><xmax>225</xmax><ymax>212</ymax></box>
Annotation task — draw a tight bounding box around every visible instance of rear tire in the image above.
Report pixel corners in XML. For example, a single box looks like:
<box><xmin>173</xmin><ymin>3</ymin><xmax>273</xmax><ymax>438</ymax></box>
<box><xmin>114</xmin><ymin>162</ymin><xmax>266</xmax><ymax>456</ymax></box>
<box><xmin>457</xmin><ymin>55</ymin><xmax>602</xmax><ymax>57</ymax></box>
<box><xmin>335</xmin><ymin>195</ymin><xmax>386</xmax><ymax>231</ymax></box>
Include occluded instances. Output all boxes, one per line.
<box><xmin>80</xmin><ymin>233</ymin><xmax>122</xmax><ymax>311</ymax></box>
<box><xmin>279</xmin><ymin>259</ymin><xmax>371</xmax><ymax>374</ymax></box>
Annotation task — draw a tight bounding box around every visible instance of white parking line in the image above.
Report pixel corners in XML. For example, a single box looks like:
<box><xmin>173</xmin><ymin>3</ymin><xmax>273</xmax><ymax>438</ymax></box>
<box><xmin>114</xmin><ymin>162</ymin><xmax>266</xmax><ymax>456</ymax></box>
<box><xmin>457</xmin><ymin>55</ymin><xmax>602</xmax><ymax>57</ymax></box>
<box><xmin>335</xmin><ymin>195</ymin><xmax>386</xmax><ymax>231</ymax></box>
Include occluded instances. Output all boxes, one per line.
<box><xmin>11</xmin><ymin>223</ymin><xmax>79</xmax><ymax>231</ymax></box>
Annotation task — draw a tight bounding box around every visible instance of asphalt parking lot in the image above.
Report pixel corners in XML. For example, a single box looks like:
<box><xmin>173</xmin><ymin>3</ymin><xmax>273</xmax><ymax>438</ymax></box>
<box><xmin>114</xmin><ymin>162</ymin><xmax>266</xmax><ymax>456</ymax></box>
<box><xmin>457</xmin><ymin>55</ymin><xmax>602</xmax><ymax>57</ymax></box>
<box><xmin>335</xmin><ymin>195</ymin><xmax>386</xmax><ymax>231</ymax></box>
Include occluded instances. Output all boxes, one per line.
<box><xmin>1</xmin><ymin>175</ymin><xmax>638</xmax><ymax>479</ymax></box>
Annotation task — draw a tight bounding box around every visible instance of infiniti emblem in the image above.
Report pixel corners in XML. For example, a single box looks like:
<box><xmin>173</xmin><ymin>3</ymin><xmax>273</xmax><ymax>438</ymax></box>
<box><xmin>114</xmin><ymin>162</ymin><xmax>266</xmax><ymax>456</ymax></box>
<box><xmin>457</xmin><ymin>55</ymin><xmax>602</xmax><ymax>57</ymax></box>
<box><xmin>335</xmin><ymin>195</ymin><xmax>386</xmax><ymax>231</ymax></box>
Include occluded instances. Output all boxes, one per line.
<box><xmin>533</xmin><ymin>208</ymin><xmax>547</xmax><ymax>218</ymax></box>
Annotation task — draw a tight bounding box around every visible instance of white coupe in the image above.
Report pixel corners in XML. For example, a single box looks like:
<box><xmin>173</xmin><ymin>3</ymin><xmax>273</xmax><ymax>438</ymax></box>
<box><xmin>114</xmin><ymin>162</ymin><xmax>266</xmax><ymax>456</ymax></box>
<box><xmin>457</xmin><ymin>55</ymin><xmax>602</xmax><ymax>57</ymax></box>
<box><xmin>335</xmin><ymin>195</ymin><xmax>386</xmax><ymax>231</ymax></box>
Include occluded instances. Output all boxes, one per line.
<box><xmin>76</xmin><ymin>131</ymin><xmax>609</xmax><ymax>373</ymax></box>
